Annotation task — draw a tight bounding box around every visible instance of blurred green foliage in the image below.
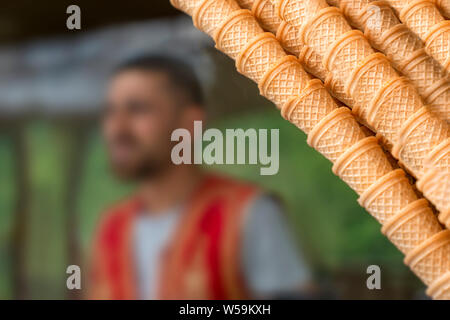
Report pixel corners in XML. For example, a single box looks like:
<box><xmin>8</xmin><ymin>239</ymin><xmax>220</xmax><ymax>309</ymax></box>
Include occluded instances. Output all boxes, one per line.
<box><xmin>0</xmin><ymin>108</ymin><xmax>417</xmax><ymax>299</ymax></box>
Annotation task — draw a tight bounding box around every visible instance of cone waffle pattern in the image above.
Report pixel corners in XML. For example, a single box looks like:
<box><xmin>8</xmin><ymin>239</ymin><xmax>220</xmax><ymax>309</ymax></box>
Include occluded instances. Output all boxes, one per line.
<box><xmin>424</xmin><ymin>138</ymin><xmax>450</xmax><ymax>173</ymax></box>
<box><xmin>194</xmin><ymin>0</ymin><xmax>241</xmax><ymax>37</ymax></box>
<box><xmin>276</xmin><ymin>21</ymin><xmax>331</xmax><ymax>82</ymax></box>
<box><xmin>259</xmin><ymin>56</ymin><xmax>311</xmax><ymax>108</ymax></box>
<box><xmin>276</xmin><ymin>0</ymin><xmax>329</xmax><ymax>30</ymax></box>
<box><xmin>276</xmin><ymin>21</ymin><xmax>303</xmax><ymax>56</ymax></box>
<box><xmin>260</xmin><ymin>4</ymin><xmax>355</xmax><ymax>102</ymax></box>
<box><xmin>337</xmin><ymin>0</ymin><xmax>450</xmax><ymax>124</ymax></box>
<box><xmin>405</xmin><ymin>230</ymin><xmax>450</xmax><ymax>286</ymax></box>
<box><xmin>379</xmin><ymin>25</ymin><xmax>424</xmax><ymax>69</ymax></box>
<box><xmin>171</xmin><ymin>0</ymin><xmax>449</xmax><ymax>299</ymax></box>
<box><xmin>367</xmin><ymin>78</ymin><xmax>423</xmax><ymax>150</ymax></box>
<box><xmin>400</xmin><ymin>0</ymin><xmax>444</xmax><ymax>39</ymax></box>
<box><xmin>307</xmin><ymin>107</ymin><xmax>367</xmax><ymax>162</ymax></box>
<box><xmin>323</xmin><ymin>30</ymin><xmax>375</xmax><ymax>83</ymax></box>
<box><xmin>298</xmin><ymin>46</ymin><xmax>329</xmax><ymax>82</ymax></box>
<box><xmin>425</xmin><ymin>20</ymin><xmax>450</xmax><ymax>73</ymax></box>
<box><xmin>385</xmin><ymin>0</ymin><xmax>450</xmax><ymax>74</ymax></box>
<box><xmin>427</xmin><ymin>272</ymin><xmax>450</xmax><ymax>300</ymax></box>
<box><xmin>325</xmin><ymin>74</ymin><xmax>357</xmax><ymax>108</ymax></box>
<box><xmin>252</xmin><ymin>0</ymin><xmax>282</xmax><ymax>33</ymax></box>
<box><xmin>282</xmin><ymin>80</ymin><xmax>340</xmax><ymax>134</ymax></box>
<box><xmin>340</xmin><ymin>0</ymin><xmax>370</xmax><ymax>28</ymax></box>
<box><xmin>359</xmin><ymin>170</ymin><xmax>419</xmax><ymax>225</ymax></box>
<box><xmin>381</xmin><ymin>199</ymin><xmax>442</xmax><ymax>254</ymax></box>
<box><xmin>417</xmin><ymin>168</ymin><xmax>450</xmax><ymax>228</ymax></box>
<box><xmin>214</xmin><ymin>9</ymin><xmax>264</xmax><ymax>59</ymax></box>
<box><xmin>357</xmin><ymin>1</ymin><xmax>398</xmax><ymax>41</ymax></box>
<box><xmin>347</xmin><ymin>53</ymin><xmax>398</xmax><ymax>121</ymax></box>
<box><xmin>170</xmin><ymin>0</ymin><xmax>204</xmax><ymax>15</ymax></box>
<box><xmin>276</xmin><ymin>0</ymin><xmax>450</xmax><ymax>203</ymax></box>
<box><xmin>303</xmin><ymin>8</ymin><xmax>355</xmax><ymax>59</ymax></box>
<box><xmin>386</xmin><ymin>0</ymin><xmax>415</xmax><ymax>14</ymax></box>
<box><xmin>271</xmin><ymin>0</ymin><xmax>450</xmax><ymax>226</ymax></box>
<box><xmin>267</xmin><ymin>0</ymin><xmax>450</xmax><ymax>298</ymax></box>
<box><xmin>332</xmin><ymin>137</ymin><xmax>393</xmax><ymax>194</ymax></box>
<box><xmin>237</xmin><ymin>33</ymin><xmax>286</xmax><ymax>83</ymax></box>
<box><xmin>394</xmin><ymin>107</ymin><xmax>449</xmax><ymax>177</ymax></box>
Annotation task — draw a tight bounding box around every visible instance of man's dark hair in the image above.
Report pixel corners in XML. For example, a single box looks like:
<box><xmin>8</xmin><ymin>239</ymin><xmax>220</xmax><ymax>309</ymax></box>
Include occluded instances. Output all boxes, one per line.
<box><xmin>115</xmin><ymin>54</ymin><xmax>204</xmax><ymax>106</ymax></box>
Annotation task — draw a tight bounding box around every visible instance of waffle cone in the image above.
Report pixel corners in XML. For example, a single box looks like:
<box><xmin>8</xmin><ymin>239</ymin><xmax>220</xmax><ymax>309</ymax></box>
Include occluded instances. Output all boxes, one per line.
<box><xmin>193</xmin><ymin>0</ymin><xmax>240</xmax><ymax>37</ymax></box>
<box><xmin>276</xmin><ymin>22</ymin><xmax>330</xmax><ymax>81</ymax></box>
<box><xmin>170</xmin><ymin>0</ymin><xmax>204</xmax><ymax>15</ymax></box>
<box><xmin>324</xmin><ymin>74</ymin><xmax>357</xmax><ymax>108</ymax></box>
<box><xmin>390</xmin><ymin>0</ymin><xmax>450</xmax><ymax>72</ymax></box>
<box><xmin>423</xmin><ymin>137</ymin><xmax>449</xmax><ymax>173</ymax></box>
<box><xmin>307</xmin><ymin>107</ymin><xmax>367</xmax><ymax>163</ymax></box>
<box><xmin>347</xmin><ymin>53</ymin><xmax>398</xmax><ymax>121</ymax></box>
<box><xmin>399</xmin><ymin>49</ymin><xmax>448</xmax><ymax>97</ymax></box>
<box><xmin>276</xmin><ymin>21</ymin><xmax>303</xmax><ymax>57</ymax></box>
<box><xmin>214</xmin><ymin>9</ymin><xmax>264</xmax><ymax>59</ymax></box>
<box><xmin>378</xmin><ymin>25</ymin><xmax>424</xmax><ymax>69</ymax></box>
<box><xmin>435</xmin><ymin>0</ymin><xmax>450</xmax><ymax>19</ymax></box>
<box><xmin>276</xmin><ymin>0</ymin><xmax>329</xmax><ymax>31</ymax></box>
<box><xmin>400</xmin><ymin>0</ymin><xmax>444</xmax><ymax>39</ymax></box>
<box><xmin>332</xmin><ymin>136</ymin><xmax>393</xmax><ymax>195</ymax></box>
<box><xmin>427</xmin><ymin>271</ymin><xmax>450</xmax><ymax>300</ymax></box>
<box><xmin>341</xmin><ymin>1</ymin><xmax>450</xmax><ymax>125</ymax></box>
<box><xmin>252</xmin><ymin>0</ymin><xmax>281</xmax><ymax>33</ymax></box>
<box><xmin>323</xmin><ymin>30</ymin><xmax>374</xmax><ymax>82</ymax></box>
<box><xmin>300</xmin><ymin>7</ymin><xmax>354</xmax><ymax>59</ymax></box>
<box><xmin>358</xmin><ymin>169</ymin><xmax>418</xmax><ymax>224</ymax></box>
<box><xmin>297</xmin><ymin>46</ymin><xmax>329</xmax><ymax>82</ymax></box>
<box><xmin>367</xmin><ymin>77</ymin><xmax>423</xmax><ymax>150</ymax></box>
<box><xmin>273</xmin><ymin>0</ymin><xmax>450</xmax><ymax>181</ymax></box>
<box><xmin>393</xmin><ymin>106</ymin><xmax>449</xmax><ymax>177</ymax></box>
<box><xmin>381</xmin><ymin>199</ymin><xmax>442</xmax><ymax>254</ymax></box>
<box><xmin>236</xmin><ymin>33</ymin><xmax>286</xmax><ymax>84</ymax></box>
<box><xmin>416</xmin><ymin>168</ymin><xmax>450</xmax><ymax>219</ymax></box>
<box><xmin>404</xmin><ymin>230</ymin><xmax>450</xmax><ymax>286</ymax></box>
<box><xmin>172</xmin><ymin>0</ymin><xmax>450</xmax><ymax>299</ymax></box>
<box><xmin>423</xmin><ymin>20</ymin><xmax>450</xmax><ymax>73</ymax></box>
<box><xmin>420</xmin><ymin>138</ymin><xmax>450</xmax><ymax>221</ymax></box>
<box><xmin>424</xmin><ymin>78</ymin><xmax>450</xmax><ymax>123</ymax></box>
<box><xmin>282</xmin><ymin>79</ymin><xmax>340</xmax><ymax>134</ymax></box>
<box><xmin>340</xmin><ymin>0</ymin><xmax>371</xmax><ymax>29</ymax></box>
<box><xmin>258</xmin><ymin>55</ymin><xmax>311</xmax><ymax>109</ymax></box>
<box><xmin>358</xmin><ymin>1</ymin><xmax>400</xmax><ymax>44</ymax></box>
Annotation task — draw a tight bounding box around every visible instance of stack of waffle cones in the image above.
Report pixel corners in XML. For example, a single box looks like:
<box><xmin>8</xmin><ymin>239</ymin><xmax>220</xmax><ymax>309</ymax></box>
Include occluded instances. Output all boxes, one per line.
<box><xmin>334</xmin><ymin>0</ymin><xmax>450</xmax><ymax>124</ymax></box>
<box><xmin>170</xmin><ymin>0</ymin><xmax>450</xmax><ymax>299</ymax></box>
<box><xmin>385</xmin><ymin>0</ymin><xmax>450</xmax><ymax>74</ymax></box>
<box><xmin>270</xmin><ymin>0</ymin><xmax>450</xmax><ymax>226</ymax></box>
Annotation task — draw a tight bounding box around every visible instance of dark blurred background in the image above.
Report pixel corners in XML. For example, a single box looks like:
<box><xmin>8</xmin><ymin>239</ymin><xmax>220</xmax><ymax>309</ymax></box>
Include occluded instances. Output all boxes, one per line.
<box><xmin>0</xmin><ymin>0</ymin><xmax>424</xmax><ymax>299</ymax></box>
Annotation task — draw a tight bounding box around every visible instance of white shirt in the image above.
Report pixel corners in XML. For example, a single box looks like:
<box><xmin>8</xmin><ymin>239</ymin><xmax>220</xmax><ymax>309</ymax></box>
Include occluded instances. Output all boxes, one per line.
<box><xmin>134</xmin><ymin>195</ymin><xmax>310</xmax><ymax>299</ymax></box>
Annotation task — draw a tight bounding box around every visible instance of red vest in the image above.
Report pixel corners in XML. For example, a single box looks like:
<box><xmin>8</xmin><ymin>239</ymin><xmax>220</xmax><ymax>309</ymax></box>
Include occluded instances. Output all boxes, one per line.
<box><xmin>89</xmin><ymin>174</ymin><xmax>260</xmax><ymax>300</ymax></box>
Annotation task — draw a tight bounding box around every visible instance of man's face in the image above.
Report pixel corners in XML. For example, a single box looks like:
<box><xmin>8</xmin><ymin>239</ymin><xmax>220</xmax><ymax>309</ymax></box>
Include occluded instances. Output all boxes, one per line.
<box><xmin>103</xmin><ymin>70</ymin><xmax>187</xmax><ymax>180</ymax></box>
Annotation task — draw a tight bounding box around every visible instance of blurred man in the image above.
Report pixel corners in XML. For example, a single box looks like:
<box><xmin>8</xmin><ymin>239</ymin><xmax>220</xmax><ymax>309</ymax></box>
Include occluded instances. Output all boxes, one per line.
<box><xmin>90</xmin><ymin>55</ymin><xmax>311</xmax><ymax>299</ymax></box>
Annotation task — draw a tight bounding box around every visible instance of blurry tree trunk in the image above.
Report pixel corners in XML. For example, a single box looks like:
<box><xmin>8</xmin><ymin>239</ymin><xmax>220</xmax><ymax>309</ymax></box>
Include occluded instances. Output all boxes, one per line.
<box><xmin>10</xmin><ymin>121</ymin><xmax>29</xmax><ymax>299</ymax></box>
<box><xmin>62</xmin><ymin>121</ymin><xmax>91</xmax><ymax>300</ymax></box>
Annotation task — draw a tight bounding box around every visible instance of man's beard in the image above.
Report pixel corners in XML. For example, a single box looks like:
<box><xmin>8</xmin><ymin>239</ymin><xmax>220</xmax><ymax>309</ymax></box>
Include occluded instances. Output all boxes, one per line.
<box><xmin>108</xmin><ymin>138</ymin><xmax>173</xmax><ymax>181</ymax></box>
<box><xmin>111</xmin><ymin>156</ymin><xmax>169</xmax><ymax>181</ymax></box>
<box><xmin>107</xmin><ymin>131</ymin><xmax>177</xmax><ymax>182</ymax></box>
